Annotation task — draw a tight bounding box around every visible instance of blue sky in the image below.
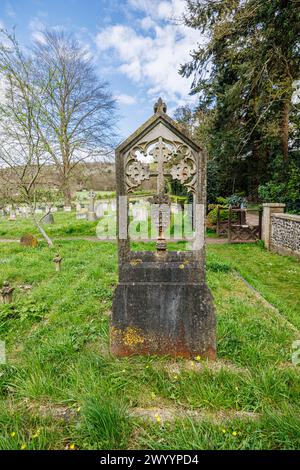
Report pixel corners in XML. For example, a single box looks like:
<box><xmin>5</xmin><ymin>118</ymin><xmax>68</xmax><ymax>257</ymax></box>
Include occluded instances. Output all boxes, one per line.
<box><xmin>0</xmin><ymin>0</ymin><xmax>200</xmax><ymax>139</ymax></box>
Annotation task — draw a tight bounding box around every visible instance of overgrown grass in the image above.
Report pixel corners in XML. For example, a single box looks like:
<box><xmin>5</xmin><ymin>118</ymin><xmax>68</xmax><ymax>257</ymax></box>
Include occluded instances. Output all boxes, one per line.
<box><xmin>0</xmin><ymin>240</ymin><xmax>299</xmax><ymax>450</ymax></box>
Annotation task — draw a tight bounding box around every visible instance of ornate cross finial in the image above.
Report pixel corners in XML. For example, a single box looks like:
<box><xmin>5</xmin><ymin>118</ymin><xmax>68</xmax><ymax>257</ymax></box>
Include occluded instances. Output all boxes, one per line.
<box><xmin>154</xmin><ymin>97</ymin><xmax>167</xmax><ymax>114</ymax></box>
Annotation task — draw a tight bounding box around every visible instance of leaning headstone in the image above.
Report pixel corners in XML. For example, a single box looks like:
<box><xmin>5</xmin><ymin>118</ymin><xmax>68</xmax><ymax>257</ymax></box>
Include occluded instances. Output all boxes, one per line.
<box><xmin>111</xmin><ymin>98</ymin><xmax>216</xmax><ymax>359</ymax></box>
<box><xmin>42</xmin><ymin>213</ymin><xmax>55</xmax><ymax>224</ymax></box>
<box><xmin>20</xmin><ymin>234</ymin><xmax>38</xmax><ymax>248</ymax></box>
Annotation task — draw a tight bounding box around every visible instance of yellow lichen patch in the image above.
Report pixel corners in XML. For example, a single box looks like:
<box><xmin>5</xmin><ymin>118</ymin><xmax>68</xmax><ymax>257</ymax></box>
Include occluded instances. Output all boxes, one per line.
<box><xmin>123</xmin><ymin>327</ymin><xmax>145</xmax><ymax>347</ymax></box>
<box><xmin>130</xmin><ymin>258</ymin><xmax>143</xmax><ymax>266</ymax></box>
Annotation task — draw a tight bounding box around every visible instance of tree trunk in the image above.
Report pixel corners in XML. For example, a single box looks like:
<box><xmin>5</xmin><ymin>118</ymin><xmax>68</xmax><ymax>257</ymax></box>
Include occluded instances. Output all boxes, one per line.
<box><xmin>62</xmin><ymin>182</ymin><xmax>72</xmax><ymax>206</ymax></box>
<box><xmin>281</xmin><ymin>96</ymin><xmax>290</xmax><ymax>165</ymax></box>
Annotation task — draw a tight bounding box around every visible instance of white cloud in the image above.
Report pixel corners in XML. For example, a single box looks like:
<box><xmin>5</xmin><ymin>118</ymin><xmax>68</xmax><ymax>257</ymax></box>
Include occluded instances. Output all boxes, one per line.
<box><xmin>95</xmin><ymin>1</ymin><xmax>202</xmax><ymax>106</ymax></box>
<box><xmin>115</xmin><ymin>93</ymin><xmax>137</xmax><ymax>105</ymax></box>
<box><xmin>139</xmin><ymin>16</ymin><xmax>156</xmax><ymax>30</ymax></box>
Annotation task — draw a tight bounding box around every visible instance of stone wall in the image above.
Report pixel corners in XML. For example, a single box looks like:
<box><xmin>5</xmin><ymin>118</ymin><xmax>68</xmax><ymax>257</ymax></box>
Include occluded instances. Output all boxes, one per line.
<box><xmin>270</xmin><ymin>213</ymin><xmax>300</xmax><ymax>259</ymax></box>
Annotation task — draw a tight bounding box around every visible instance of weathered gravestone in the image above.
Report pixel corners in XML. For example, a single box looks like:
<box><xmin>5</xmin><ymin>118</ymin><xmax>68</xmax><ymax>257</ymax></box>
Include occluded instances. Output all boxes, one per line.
<box><xmin>87</xmin><ymin>191</ymin><xmax>97</xmax><ymax>221</ymax></box>
<box><xmin>20</xmin><ymin>233</ymin><xmax>38</xmax><ymax>248</ymax></box>
<box><xmin>111</xmin><ymin>98</ymin><xmax>216</xmax><ymax>359</ymax></box>
<box><xmin>76</xmin><ymin>211</ymin><xmax>87</xmax><ymax>220</ymax></box>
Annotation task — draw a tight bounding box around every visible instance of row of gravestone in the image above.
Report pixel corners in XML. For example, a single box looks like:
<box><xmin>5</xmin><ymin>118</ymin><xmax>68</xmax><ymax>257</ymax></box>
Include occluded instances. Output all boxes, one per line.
<box><xmin>0</xmin><ymin>199</ymin><xmax>118</xmax><ymax>221</ymax></box>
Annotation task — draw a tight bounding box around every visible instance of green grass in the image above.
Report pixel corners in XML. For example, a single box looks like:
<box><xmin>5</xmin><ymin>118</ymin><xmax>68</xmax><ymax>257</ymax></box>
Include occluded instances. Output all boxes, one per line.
<box><xmin>0</xmin><ymin>211</ymin><xmax>217</xmax><ymax>240</ymax></box>
<box><xmin>0</xmin><ymin>239</ymin><xmax>299</xmax><ymax>450</ymax></box>
<box><xmin>0</xmin><ymin>212</ymin><xmax>100</xmax><ymax>238</ymax></box>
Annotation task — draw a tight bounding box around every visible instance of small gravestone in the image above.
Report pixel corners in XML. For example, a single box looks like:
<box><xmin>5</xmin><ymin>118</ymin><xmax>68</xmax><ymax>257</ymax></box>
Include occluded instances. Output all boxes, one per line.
<box><xmin>111</xmin><ymin>98</ymin><xmax>216</xmax><ymax>359</ymax></box>
<box><xmin>87</xmin><ymin>191</ymin><xmax>97</xmax><ymax>221</ymax></box>
<box><xmin>76</xmin><ymin>211</ymin><xmax>87</xmax><ymax>220</ymax></box>
<box><xmin>43</xmin><ymin>213</ymin><xmax>55</xmax><ymax>224</ymax></box>
<box><xmin>53</xmin><ymin>254</ymin><xmax>62</xmax><ymax>272</ymax></box>
<box><xmin>64</xmin><ymin>206</ymin><xmax>72</xmax><ymax>212</ymax></box>
<box><xmin>1</xmin><ymin>281</ymin><xmax>14</xmax><ymax>304</ymax></box>
<box><xmin>96</xmin><ymin>203</ymin><xmax>104</xmax><ymax>218</ymax></box>
<box><xmin>20</xmin><ymin>234</ymin><xmax>38</xmax><ymax>248</ymax></box>
<box><xmin>9</xmin><ymin>211</ymin><xmax>16</xmax><ymax>221</ymax></box>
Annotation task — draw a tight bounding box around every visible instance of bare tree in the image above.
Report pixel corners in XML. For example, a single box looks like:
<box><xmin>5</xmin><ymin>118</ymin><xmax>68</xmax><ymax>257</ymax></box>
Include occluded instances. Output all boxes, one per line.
<box><xmin>0</xmin><ymin>29</ymin><xmax>54</xmax><ymax>247</ymax></box>
<box><xmin>32</xmin><ymin>30</ymin><xmax>117</xmax><ymax>204</ymax></box>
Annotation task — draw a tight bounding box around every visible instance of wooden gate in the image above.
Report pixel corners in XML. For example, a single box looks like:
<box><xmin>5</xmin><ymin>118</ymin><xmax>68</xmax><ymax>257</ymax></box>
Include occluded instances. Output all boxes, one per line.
<box><xmin>228</xmin><ymin>208</ymin><xmax>262</xmax><ymax>243</ymax></box>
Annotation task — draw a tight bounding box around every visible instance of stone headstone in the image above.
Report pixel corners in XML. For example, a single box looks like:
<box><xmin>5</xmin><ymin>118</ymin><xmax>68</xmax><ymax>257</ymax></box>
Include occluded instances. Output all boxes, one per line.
<box><xmin>51</xmin><ymin>207</ymin><xmax>58</xmax><ymax>213</ymax></box>
<box><xmin>96</xmin><ymin>203</ymin><xmax>104</xmax><ymax>218</ymax></box>
<box><xmin>20</xmin><ymin>234</ymin><xmax>38</xmax><ymax>248</ymax></box>
<box><xmin>64</xmin><ymin>206</ymin><xmax>72</xmax><ymax>212</ymax></box>
<box><xmin>76</xmin><ymin>211</ymin><xmax>87</xmax><ymax>220</ymax></box>
<box><xmin>9</xmin><ymin>212</ymin><xmax>16</xmax><ymax>221</ymax></box>
<box><xmin>111</xmin><ymin>98</ymin><xmax>216</xmax><ymax>359</ymax></box>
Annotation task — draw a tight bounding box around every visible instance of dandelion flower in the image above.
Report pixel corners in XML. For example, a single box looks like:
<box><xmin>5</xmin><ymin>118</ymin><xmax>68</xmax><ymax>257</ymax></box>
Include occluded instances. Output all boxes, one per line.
<box><xmin>154</xmin><ymin>414</ymin><xmax>161</xmax><ymax>424</ymax></box>
<box><xmin>69</xmin><ymin>443</ymin><xmax>75</xmax><ymax>450</ymax></box>
<box><xmin>21</xmin><ymin>443</ymin><xmax>27</xmax><ymax>450</ymax></box>
<box><xmin>232</xmin><ymin>431</ymin><xmax>237</xmax><ymax>436</ymax></box>
<box><xmin>10</xmin><ymin>432</ymin><xmax>16</xmax><ymax>437</ymax></box>
<box><xmin>195</xmin><ymin>355</ymin><xmax>201</xmax><ymax>362</ymax></box>
<box><xmin>222</xmin><ymin>429</ymin><xmax>226</xmax><ymax>434</ymax></box>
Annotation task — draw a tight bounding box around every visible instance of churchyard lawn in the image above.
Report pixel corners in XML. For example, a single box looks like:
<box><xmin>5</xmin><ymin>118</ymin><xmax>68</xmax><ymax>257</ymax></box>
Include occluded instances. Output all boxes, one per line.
<box><xmin>0</xmin><ymin>240</ymin><xmax>299</xmax><ymax>450</ymax></box>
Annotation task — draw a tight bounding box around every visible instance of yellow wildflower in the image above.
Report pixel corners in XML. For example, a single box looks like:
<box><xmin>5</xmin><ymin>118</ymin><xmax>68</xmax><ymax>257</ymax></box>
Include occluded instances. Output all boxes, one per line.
<box><xmin>195</xmin><ymin>355</ymin><xmax>201</xmax><ymax>362</ymax></box>
<box><xmin>222</xmin><ymin>429</ymin><xmax>226</xmax><ymax>434</ymax></box>
<box><xmin>21</xmin><ymin>443</ymin><xmax>27</xmax><ymax>450</ymax></box>
<box><xmin>76</xmin><ymin>407</ymin><xmax>81</xmax><ymax>413</ymax></box>
<box><xmin>10</xmin><ymin>432</ymin><xmax>16</xmax><ymax>437</ymax></box>
<box><xmin>232</xmin><ymin>431</ymin><xmax>237</xmax><ymax>436</ymax></box>
<box><xmin>154</xmin><ymin>414</ymin><xmax>161</xmax><ymax>424</ymax></box>
<box><xmin>69</xmin><ymin>443</ymin><xmax>76</xmax><ymax>450</ymax></box>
